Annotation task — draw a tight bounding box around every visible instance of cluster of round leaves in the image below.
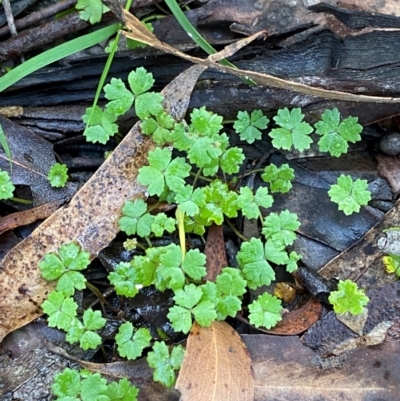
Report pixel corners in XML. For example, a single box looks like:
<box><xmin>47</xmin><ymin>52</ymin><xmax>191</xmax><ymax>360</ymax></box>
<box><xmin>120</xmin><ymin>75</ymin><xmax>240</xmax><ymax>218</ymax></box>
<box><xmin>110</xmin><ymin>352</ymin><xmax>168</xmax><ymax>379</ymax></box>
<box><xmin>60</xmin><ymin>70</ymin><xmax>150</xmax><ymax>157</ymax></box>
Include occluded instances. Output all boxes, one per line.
<box><xmin>39</xmin><ymin>241</ymin><xmax>184</xmax><ymax>388</ymax></box>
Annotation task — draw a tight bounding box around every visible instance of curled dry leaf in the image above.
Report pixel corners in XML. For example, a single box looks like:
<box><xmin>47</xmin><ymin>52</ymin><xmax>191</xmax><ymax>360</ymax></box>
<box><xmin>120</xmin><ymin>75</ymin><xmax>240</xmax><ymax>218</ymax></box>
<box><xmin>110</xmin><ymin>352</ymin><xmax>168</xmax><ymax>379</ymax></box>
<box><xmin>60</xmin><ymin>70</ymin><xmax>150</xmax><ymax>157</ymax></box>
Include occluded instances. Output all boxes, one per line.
<box><xmin>176</xmin><ymin>321</ymin><xmax>254</xmax><ymax>401</ymax></box>
<box><xmin>0</xmin><ymin>64</ymin><xmax>207</xmax><ymax>342</ymax></box>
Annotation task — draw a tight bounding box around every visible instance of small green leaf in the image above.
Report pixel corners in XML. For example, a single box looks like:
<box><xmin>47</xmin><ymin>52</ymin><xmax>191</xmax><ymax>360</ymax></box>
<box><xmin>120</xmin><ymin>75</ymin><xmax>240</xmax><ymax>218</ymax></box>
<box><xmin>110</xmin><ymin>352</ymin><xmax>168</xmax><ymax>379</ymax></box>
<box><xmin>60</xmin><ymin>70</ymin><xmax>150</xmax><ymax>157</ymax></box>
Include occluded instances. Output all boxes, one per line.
<box><xmin>42</xmin><ymin>291</ymin><xmax>78</xmax><ymax>330</ymax></box>
<box><xmin>135</xmin><ymin>92</ymin><xmax>164</xmax><ymax>119</ymax></box>
<box><xmin>151</xmin><ymin>213</ymin><xmax>176</xmax><ymax>237</ymax></box>
<box><xmin>248</xmin><ymin>293</ymin><xmax>282</xmax><ymax>329</ymax></box>
<box><xmin>128</xmin><ymin>67</ymin><xmax>155</xmax><ymax>95</ymax></box>
<box><xmin>0</xmin><ymin>168</ymin><xmax>14</xmax><ymax>199</ymax></box>
<box><xmin>328</xmin><ymin>279</ymin><xmax>369</xmax><ymax>315</ymax></box>
<box><xmin>83</xmin><ymin>106</ymin><xmax>118</xmax><ymax>144</ymax></box>
<box><xmin>138</xmin><ymin>148</ymin><xmax>191</xmax><ymax>196</ymax></box>
<box><xmin>233</xmin><ymin>110</ymin><xmax>269</xmax><ymax>143</ymax></box>
<box><xmin>104</xmin><ymin>77</ymin><xmax>134</xmax><ymax>116</ymax></box>
<box><xmin>220</xmin><ymin>147</ymin><xmax>245</xmax><ymax>174</ymax></box>
<box><xmin>115</xmin><ymin>322</ymin><xmax>152</xmax><ymax>360</ymax></box>
<box><xmin>237</xmin><ymin>238</ymin><xmax>275</xmax><ymax>289</ymax></box>
<box><xmin>118</xmin><ymin>198</ymin><xmax>154</xmax><ymax>237</ymax></box>
<box><xmin>76</xmin><ymin>0</ymin><xmax>109</xmax><ymax>24</ymax></box>
<box><xmin>52</xmin><ymin>368</ymin><xmax>81</xmax><ymax>398</ymax></box>
<box><xmin>48</xmin><ymin>163</ymin><xmax>68</xmax><ymax>188</ymax></box>
<box><xmin>175</xmin><ymin>186</ymin><xmax>206</xmax><ymax>217</ymax></box>
<box><xmin>190</xmin><ymin>107</ymin><xmax>223</xmax><ymax>137</ymax></box>
<box><xmin>261</xmin><ymin>210</ymin><xmax>300</xmax><ymax>247</ymax></box>
<box><xmin>105</xmin><ymin>377</ymin><xmax>139</xmax><ymax>400</ymax></box>
<box><xmin>56</xmin><ymin>271</ymin><xmax>86</xmax><ymax>296</ymax></box>
<box><xmin>182</xmin><ymin>249</ymin><xmax>207</xmax><ymax>280</ymax></box>
<box><xmin>328</xmin><ymin>174</ymin><xmax>371</xmax><ymax>215</ymax></box>
<box><xmin>236</xmin><ymin>186</ymin><xmax>273</xmax><ymax>219</ymax></box>
<box><xmin>200</xmin><ymin>180</ymin><xmax>239</xmax><ymax>224</ymax></box>
<box><xmin>383</xmin><ymin>254</ymin><xmax>400</xmax><ymax>276</ymax></box>
<box><xmin>261</xmin><ymin>163</ymin><xmax>295</xmax><ymax>193</ymax></box>
<box><xmin>269</xmin><ymin>107</ymin><xmax>313</xmax><ymax>151</ymax></box>
<box><xmin>147</xmin><ymin>342</ymin><xmax>184</xmax><ymax>388</ymax></box>
<box><xmin>108</xmin><ymin>262</ymin><xmax>140</xmax><ymax>297</ymax></box>
<box><xmin>315</xmin><ymin>108</ymin><xmax>363</xmax><ymax>157</ymax></box>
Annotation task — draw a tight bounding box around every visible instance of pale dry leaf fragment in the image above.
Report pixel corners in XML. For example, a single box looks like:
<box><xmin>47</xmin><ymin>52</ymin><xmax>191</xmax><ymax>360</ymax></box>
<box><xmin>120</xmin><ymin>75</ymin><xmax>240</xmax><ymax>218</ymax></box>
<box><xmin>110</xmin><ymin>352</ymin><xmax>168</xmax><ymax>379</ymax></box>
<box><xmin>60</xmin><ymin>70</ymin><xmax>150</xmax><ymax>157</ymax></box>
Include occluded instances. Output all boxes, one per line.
<box><xmin>176</xmin><ymin>321</ymin><xmax>254</xmax><ymax>401</ymax></box>
<box><xmin>0</xmin><ymin>64</ymin><xmax>206</xmax><ymax>342</ymax></box>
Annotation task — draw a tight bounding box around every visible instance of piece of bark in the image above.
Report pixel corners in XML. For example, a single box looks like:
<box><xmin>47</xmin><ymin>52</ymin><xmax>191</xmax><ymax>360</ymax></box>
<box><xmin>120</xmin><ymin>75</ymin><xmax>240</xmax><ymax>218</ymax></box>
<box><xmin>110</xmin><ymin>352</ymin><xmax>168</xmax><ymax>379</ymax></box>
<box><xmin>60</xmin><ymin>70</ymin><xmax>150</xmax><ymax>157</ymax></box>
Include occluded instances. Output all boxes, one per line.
<box><xmin>0</xmin><ymin>201</ymin><xmax>61</xmax><ymax>235</ymax></box>
<box><xmin>0</xmin><ymin>12</ymin><xmax>90</xmax><ymax>63</ymax></box>
<box><xmin>243</xmin><ymin>334</ymin><xmax>399</xmax><ymax>401</ymax></box>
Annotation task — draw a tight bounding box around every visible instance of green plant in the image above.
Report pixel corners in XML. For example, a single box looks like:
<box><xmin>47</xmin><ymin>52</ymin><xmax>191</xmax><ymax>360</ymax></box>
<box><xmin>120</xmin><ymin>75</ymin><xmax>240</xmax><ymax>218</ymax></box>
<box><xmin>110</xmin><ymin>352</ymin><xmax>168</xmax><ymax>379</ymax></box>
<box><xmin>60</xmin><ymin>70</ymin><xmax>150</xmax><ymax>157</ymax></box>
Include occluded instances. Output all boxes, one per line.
<box><xmin>48</xmin><ymin>163</ymin><xmax>69</xmax><ymax>188</ymax></box>
<box><xmin>52</xmin><ymin>368</ymin><xmax>139</xmax><ymax>401</ymax></box>
<box><xmin>383</xmin><ymin>254</ymin><xmax>400</xmax><ymax>276</ymax></box>
<box><xmin>328</xmin><ymin>279</ymin><xmax>369</xmax><ymax>315</ymax></box>
<box><xmin>0</xmin><ymin>168</ymin><xmax>15</xmax><ymax>200</ymax></box>
<box><xmin>328</xmin><ymin>174</ymin><xmax>371</xmax><ymax>215</ymax></box>
<box><xmin>233</xmin><ymin>110</ymin><xmax>269</xmax><ymax>143</ymax></box>
<box><xmin>40</xmin><ymin>67</ymin><xmax>372</xmax><ymax>394</ymax></box>
<box><xmin>261</xmin><ymin>163</ymin><xmax>294</xmax><ymax>193</ymax></box>
<box><xmin>269</xmin><ymin>107</ymin><xmax>313</xmax><ymax>151</ymax></box>
<box><xmin>315</xmin><ymin>108</ymin><xmax>363</xmax><ymax>157</ymax></box>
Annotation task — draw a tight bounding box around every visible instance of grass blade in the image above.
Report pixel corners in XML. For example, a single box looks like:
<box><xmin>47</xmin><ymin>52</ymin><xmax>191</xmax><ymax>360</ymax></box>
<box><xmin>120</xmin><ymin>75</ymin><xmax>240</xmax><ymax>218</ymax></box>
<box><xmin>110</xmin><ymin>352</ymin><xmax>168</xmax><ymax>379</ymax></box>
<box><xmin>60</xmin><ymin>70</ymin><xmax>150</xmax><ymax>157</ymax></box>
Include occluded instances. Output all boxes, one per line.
<box><xmin>0</xmin><ymin>23</ymin><xmax>119</xmax><ymax>93</ymax></box>
<box><xmin>0</xmin><ymin>123</ymin><xmax>12</xmax><ymax>172</ymax></box>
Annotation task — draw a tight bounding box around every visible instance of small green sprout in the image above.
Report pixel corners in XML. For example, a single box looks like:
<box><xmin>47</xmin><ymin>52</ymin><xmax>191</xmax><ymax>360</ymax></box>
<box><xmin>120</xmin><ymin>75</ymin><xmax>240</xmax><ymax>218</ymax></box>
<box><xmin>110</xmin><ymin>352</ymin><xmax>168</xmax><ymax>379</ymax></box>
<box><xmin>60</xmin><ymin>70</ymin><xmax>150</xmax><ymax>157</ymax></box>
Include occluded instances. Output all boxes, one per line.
<box><xmin>76</xmin><ymin>0</ymin><xmax>109</xmax><ymax>24</ymax></box>
<box><xmin>261</xmin><ymin>163</ymin><xmax>295</xmax><ymax>193</ymax></box>
<box><xmin>38</xmin><ymin>241</ymin><xmax>90</xmax><ymax>296</ymax></box>
<box><xmin>233</xmin><ymin>109</ymin><xmax>269</xmax><ymax>143</ymax></box>
<box><xmin>115</xmin><ymin>322</ymin><xmax>152</xmax><ymax>360</ymax></box>
<box><xmin>48</xmin><ymin>163</ymin><xmax>69</xmax><ymax>188</ymax></box>
<box><xmin>147</xmin><ymin>341</ymin><xmax>185</xmax><ymax>388</ymax></box>
<box><xmin>328</xmin><ymin>279</ymin><xmax>369</xmax><ymax>315</ymax></box>
<box><xmin>315</xmin><ymin>108</ymin><xmax>363</xmax><ymax>157</ymax></box>
<box><xmin>328</xmin><ymin>174</ymin><xmax>371</xmax><ymax>215</ymax></box>
<box><xmin>66</xmin><ymin>309</ymin><xmax>106</xmax><ymax>350</ymax></box>
<box><xmin>0</xmin><ymin>168</ymin><xmax>15</xmax><ymax>199</ymax></box>
<box><xmin>248</xmin><ymin>292</ymin><xmax>283</xmax><ymax>329</ymax></box>
<box><xmin>269</xmin><ymin>107</ymin><xmax>313</xmax><ymax>151</ymax></box>
<box><xmin>52</xmin><ymin>368</ymin><xmax>139</xmax><ymax>401</ymax></box>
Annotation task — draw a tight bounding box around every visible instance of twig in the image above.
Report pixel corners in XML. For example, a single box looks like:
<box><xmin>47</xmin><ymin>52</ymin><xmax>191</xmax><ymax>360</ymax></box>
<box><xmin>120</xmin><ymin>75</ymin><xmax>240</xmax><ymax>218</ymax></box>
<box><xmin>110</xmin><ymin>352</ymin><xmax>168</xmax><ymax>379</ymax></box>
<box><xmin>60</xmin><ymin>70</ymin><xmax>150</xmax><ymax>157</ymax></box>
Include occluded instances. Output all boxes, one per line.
<box><xmin>0</xmin><ymin>0</ymin><xmax>77</xmax><ymax>38</ymax></box>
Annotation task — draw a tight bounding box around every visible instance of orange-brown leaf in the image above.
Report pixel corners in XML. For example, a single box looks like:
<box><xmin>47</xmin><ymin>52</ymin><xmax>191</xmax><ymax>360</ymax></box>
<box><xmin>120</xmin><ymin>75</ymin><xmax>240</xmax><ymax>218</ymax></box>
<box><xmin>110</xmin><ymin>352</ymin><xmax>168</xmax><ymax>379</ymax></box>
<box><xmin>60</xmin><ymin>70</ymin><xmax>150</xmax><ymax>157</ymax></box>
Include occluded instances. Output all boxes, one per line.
<box><xmin>176</xmin><ymin>321</ymin><xmax>254</xmax><ymax>401</ymax></box>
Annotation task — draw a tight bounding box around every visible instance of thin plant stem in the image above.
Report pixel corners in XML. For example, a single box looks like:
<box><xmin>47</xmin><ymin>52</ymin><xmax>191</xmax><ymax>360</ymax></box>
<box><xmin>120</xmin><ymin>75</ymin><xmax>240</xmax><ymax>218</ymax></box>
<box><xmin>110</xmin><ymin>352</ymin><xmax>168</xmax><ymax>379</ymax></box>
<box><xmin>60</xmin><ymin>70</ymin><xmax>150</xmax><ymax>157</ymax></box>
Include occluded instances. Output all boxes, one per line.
<box><xmin>225</xmin><ymin>218</ymin><xmax>249</xmax><ymax>242</ymax></box>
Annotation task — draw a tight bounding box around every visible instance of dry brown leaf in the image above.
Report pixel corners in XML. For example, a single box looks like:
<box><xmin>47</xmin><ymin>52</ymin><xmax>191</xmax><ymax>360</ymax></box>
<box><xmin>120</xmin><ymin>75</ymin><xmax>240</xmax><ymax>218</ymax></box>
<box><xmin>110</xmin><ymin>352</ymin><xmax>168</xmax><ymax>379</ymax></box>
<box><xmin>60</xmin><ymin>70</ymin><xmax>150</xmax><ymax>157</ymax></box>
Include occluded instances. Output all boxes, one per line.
<box><xmin>243</xmin><ymin>334</ymin><xmax>398</xmax><ymax>401</ymax></box>
<box><xmin>0</xmin><ymin>64</ymin><xmax>207</xmax><ymax>342</ymax></box>
<box><xmin>0</xmin><ymin>201</ymin><xmax>61</xmax><ymax>236</ymax></box>
<box><xmin>122</xmin><ymin>10</ymin><xmax>400</xmax><ymax>103</ymax></box>
<box><xmin>0</xmin><ymin>116</ymin><xmax>77</xmax><ymax>206</ymax></box>
<box><xmin>176</xmin><ymin>321</ymin><xmax>254</xmax><ymax>401</ymax></box>
<box><xmin>204</xmin><ymin>223</ymin><xmax>227</xmax><ymax>281</ymax></box>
